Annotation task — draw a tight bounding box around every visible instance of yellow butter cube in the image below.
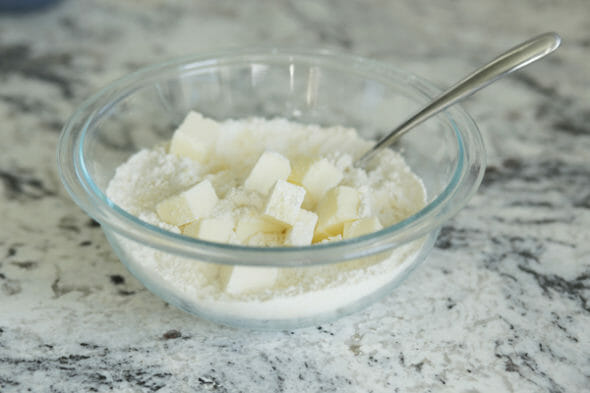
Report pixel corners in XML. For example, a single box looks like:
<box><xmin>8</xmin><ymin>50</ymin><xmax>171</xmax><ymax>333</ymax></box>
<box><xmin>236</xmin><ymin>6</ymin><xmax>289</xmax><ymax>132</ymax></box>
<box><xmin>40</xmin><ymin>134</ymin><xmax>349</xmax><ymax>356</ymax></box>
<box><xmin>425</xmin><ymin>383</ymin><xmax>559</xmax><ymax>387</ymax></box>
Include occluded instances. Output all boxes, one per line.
<box><xmin>244</xmin><ymin>151</ymin><xmax>291</xmax><ymax>195</ymax></box>
<box><xmin>183</xmin><ymin>216</ymin><xmax>234</xmax><ymax>243</ymax></box>
<box><xmin>289</xmin><ymin>157</ymin><xmax>343</xmax><ymax>209</ymax></box>
<box><xmin>286</xmin><ymin>156</ymin><xmax>309</xmax><ymax>185</ymax></box>
<box><xmin>235</xmin><ymin>214</ymin><xmax>285</xmax><ymax>243</ymax></box>
<box><xmin>264</xmin><ymin>180</ymin><xmax>306</xmax><ymax>226</ymax></box>
<box><xmin>343</xmin><ymin>217</ymin><xmax>383</xmax><ymax>239</ymax></box>
<box><xmin>169</xmin><ymin>111</ymin><xmax>220</xmax><ymax>163</ymax></box>
<box><xmin>319</xmin><ymin>234</ymin><xmax>343</xmax><ymax>243</ymax></box>
<box><xmin>155</xmin><ymin>179</ymin><xmax>218</xmax><ymax>226</ymax></box>
<box><xmin>285</xmin><ymin>209</ymin><xmax>318</xmax><ymax>246</ymax></box>
<box><xmin>219</xmin><ymin>266</ymin><xmax>279</xmax><ymax>294</ymax></box>
<box><xmin>314</xmin><ymin>186</ymin><xmax>360</xmax><ymax>240</ymax></box>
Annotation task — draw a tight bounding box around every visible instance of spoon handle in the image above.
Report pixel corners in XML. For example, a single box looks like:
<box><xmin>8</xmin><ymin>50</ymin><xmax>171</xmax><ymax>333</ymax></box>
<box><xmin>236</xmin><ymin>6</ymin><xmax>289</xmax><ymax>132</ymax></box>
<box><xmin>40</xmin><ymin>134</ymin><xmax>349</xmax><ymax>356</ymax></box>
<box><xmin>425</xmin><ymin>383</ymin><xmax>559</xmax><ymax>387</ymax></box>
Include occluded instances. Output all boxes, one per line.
<box><xmin>356</xmin><ymin>32</ymin><xmax>561</xmax><ymax>168</ymax></box>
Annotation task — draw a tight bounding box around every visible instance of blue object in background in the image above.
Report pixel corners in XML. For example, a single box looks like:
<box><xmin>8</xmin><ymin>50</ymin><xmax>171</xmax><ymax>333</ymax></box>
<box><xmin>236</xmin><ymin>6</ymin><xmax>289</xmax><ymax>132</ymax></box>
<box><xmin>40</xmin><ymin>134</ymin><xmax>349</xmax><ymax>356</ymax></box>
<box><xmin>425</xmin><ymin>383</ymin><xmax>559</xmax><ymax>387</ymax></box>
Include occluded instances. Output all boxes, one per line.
<box><xmin>0</xmin><ymin>0</ymin><xmax>59</xmax><ymax>12</ymax></box>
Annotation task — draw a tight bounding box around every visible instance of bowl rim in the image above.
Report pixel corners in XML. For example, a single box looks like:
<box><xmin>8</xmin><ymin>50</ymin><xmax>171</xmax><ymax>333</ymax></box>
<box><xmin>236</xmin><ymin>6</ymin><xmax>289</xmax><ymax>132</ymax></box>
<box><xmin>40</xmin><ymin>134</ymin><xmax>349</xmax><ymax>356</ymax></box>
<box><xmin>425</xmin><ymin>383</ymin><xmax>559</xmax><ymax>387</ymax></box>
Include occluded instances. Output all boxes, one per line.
<box><xmin>57</xmin><ymin>47</ymin><xmax>486</xmax><ymax>266</ymax></box>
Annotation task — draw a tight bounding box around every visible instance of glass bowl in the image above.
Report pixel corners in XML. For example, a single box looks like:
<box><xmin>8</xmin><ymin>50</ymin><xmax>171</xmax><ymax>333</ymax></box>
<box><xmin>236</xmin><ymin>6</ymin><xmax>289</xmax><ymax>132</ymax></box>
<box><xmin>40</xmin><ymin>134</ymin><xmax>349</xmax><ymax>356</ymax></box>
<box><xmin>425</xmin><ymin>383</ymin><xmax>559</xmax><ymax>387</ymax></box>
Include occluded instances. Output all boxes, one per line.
<box><xmin>57</xmin><ymin>48</ymin><xmax>486</xmax><ymax>329</ymax></box>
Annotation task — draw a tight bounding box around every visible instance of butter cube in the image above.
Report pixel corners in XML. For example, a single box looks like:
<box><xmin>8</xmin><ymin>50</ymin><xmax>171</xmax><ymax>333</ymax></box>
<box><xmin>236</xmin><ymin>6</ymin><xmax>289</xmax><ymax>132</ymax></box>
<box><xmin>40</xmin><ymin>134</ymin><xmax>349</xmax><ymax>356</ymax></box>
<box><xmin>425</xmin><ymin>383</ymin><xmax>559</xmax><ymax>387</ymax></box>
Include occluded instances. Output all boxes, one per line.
<box><xmin>285</xmin><ymin>209</ymin><xmax>318</xmax><ymax>246</ymax></box>
<box><xmin>244</xmin><ymin>151</ymin><xmax>291</xmax><ymax>195</ymax></box>
<box><xmin>235</xmin><ymin>214</ymin><xmax>285</xmax><ymax>243</ymax></box>
<box><xmin>264</xmin><ymin>180</ymin><xmax>306</xmax><ymax>226</ymax></box>
<box><xmin>343</xmin><ymin>217</ymin><xmax>383</xmax><ymax>239</ymax></box>
<box><xmin>183</xmin><ymin>216</ymin><xmax>233</xmax><ymax>242</ymax></box>
<box><xmin>169</xmin><ymin>111</ymin><xmax>219</xmax><ymax>163</ymax></box>
<box><xmin>319</xmin><ymin>234</ymin><xmax>343</xmax><ymax>243</ymax></box>
<box><xmin>219</xmin><ymin>266</ymin><xmax>278</xmax><ymax>294</ymax></box>
<box><xmin>156</xmin><ymin>179</ymin><xmax>218</xmax><ymax>226</ymax></box>
<box><xmin>289</xmin><ymin>158</ymin><xmax>343</xmax><ymax>209</ymax></box>
<box><xmin>286</xmin><ymin>156</ymin><xmax>309</xmax><ymax>185</ymax></box>
<box><xmin>314</xmin><ymin>186</ymin><xmax>360</xmax><ymax>240</ymax></box>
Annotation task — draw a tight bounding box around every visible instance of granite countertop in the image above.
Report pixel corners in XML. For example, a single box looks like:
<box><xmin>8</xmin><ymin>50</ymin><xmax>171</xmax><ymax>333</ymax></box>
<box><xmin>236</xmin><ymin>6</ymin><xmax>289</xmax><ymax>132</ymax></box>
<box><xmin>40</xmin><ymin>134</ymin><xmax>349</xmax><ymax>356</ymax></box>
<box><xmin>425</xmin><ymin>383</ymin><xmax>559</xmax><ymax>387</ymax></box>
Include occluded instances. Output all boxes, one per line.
<box><xmin>1</xmin><ymin>1</ymin><xmax>589</xmax><ymax>392</ymax></box>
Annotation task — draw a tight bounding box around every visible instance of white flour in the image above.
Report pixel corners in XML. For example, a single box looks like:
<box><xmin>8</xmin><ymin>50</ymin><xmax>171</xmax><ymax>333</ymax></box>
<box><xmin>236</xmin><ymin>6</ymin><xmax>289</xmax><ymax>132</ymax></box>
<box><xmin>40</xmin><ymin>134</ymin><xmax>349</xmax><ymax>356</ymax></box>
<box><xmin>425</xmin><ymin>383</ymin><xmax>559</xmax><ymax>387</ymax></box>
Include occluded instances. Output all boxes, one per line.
<box><xmin>106</xmin><ymin>116</ymin><xmax>428</xmax><ymax>322</ymax></box>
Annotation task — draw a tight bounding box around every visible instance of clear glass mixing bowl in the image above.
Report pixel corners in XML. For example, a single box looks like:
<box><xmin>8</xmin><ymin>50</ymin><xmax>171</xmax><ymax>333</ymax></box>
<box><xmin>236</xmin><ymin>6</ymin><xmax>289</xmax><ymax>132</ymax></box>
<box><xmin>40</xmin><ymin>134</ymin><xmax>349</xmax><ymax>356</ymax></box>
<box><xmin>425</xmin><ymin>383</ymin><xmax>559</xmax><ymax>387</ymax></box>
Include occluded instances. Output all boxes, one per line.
<box><xmin>57</xmin><ymin>49</ymin><xmax>486</xmax><ymax>329</ymax></box>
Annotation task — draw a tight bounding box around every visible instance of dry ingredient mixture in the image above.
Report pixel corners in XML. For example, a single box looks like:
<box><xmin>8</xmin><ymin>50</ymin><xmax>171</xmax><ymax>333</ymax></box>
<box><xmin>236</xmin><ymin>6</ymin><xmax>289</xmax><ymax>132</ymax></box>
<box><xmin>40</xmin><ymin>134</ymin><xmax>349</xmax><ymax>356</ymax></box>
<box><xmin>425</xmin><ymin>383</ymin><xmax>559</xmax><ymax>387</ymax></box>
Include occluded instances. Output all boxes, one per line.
<box><xmin>106</xmin><ymin>112</ymin><xmax>427</xmax><ymax>320</ymax></box>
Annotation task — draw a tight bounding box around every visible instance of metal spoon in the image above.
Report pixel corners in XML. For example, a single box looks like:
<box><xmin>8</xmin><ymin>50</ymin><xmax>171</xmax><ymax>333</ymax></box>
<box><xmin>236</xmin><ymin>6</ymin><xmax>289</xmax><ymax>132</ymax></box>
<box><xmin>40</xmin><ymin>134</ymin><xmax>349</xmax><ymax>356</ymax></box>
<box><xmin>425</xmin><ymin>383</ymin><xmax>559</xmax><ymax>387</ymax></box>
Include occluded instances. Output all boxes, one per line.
<box><xmin>355</xmin><ymin>32</ymin><xmax>561</xmax><ymax>168</ymax></box>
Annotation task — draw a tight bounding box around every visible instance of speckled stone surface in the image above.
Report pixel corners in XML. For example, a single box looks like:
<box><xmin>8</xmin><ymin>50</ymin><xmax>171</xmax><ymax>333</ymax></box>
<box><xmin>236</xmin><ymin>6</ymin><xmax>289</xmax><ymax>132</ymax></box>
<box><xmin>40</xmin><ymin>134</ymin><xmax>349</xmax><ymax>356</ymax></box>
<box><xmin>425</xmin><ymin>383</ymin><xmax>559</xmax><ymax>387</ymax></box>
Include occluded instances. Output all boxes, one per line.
<box><xmin>1</xmin><ymin>1</ymin><xmax>589</xmax><ymax>392</ymax></box>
